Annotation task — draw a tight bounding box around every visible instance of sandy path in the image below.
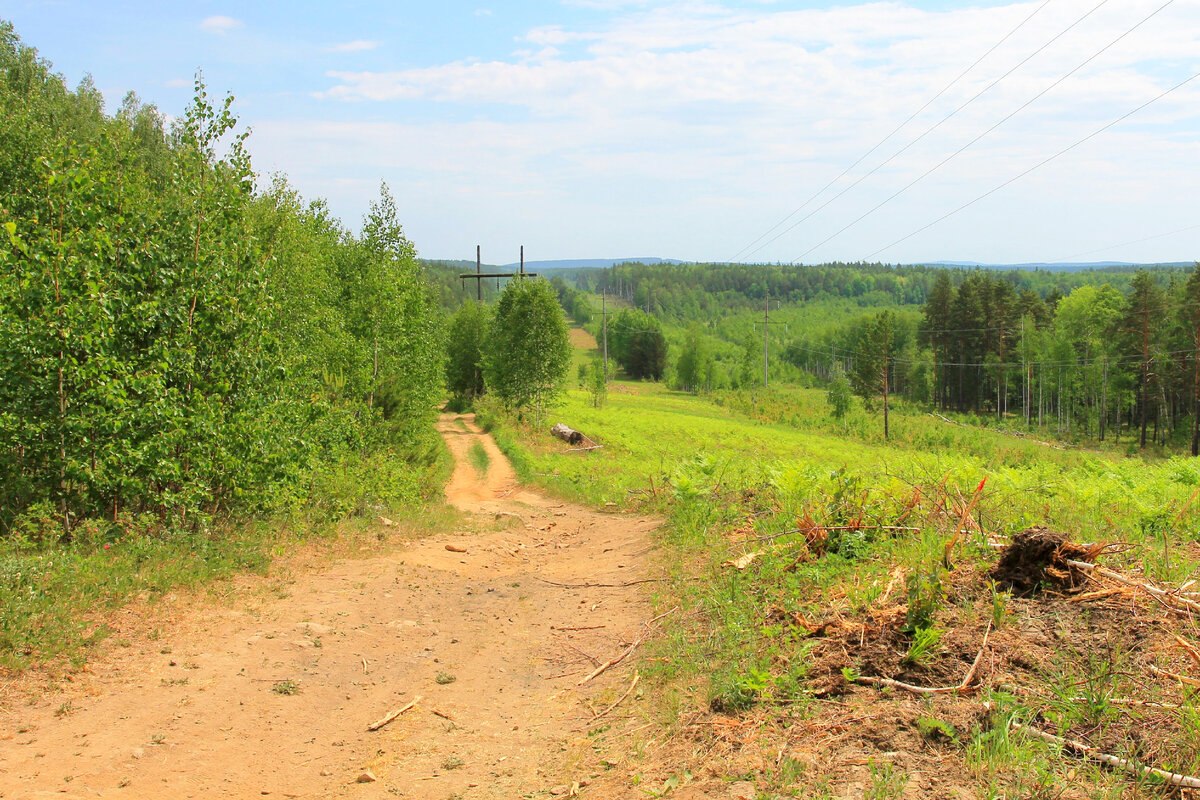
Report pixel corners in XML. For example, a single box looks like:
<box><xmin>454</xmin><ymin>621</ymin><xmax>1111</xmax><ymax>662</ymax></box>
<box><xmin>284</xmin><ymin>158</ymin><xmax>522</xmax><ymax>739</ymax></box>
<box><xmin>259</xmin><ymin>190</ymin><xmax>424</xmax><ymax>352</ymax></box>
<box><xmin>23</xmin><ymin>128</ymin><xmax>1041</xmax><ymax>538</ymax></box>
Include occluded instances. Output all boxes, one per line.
<box><xmin>0</xmin><ymin>414</ymin><xmax>657</xmax><ymax>799</ymax></box>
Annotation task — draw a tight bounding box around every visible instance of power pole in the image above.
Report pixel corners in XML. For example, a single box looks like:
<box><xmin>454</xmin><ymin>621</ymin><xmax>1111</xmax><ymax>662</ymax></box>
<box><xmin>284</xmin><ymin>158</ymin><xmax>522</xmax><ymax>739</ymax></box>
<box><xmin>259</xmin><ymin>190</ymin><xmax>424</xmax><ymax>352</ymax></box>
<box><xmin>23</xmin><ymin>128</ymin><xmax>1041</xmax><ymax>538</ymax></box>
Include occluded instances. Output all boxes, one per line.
<box><xmin>763</xmin><ymin>295</ymin><xmax>769</xmax><ymax>389</ymax></box>
<box><xmin>602</xmin><ymin>289</ymin><xmax>609</xmax><ymax>382</ymax></box>
<box><xmin>459</xmin><ymin>246</ymin><xmax>537</xmax><ymax>294</ymax></box>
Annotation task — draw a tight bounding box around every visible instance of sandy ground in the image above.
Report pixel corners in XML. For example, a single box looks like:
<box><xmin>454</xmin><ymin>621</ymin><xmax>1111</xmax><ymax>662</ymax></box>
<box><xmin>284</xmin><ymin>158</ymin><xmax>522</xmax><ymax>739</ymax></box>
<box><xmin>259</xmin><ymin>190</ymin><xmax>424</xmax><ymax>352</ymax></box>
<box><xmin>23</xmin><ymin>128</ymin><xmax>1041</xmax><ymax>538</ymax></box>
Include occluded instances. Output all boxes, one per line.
<box><xmin>0</xmin><ymin>414</ymin><xmax>659</xmax><ymax>799</ymax></box>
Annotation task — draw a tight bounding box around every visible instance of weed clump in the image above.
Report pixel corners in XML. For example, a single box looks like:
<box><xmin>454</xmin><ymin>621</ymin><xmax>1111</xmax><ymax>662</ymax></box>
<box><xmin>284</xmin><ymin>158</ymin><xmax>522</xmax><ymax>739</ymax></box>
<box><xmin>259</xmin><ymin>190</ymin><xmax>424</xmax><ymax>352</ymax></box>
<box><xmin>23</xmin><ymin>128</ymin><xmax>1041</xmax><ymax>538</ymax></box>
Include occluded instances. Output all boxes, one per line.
<box><xmin>992</xmin><ymin>526</ymin><xmax>1093</xmax><ymax>594</ymax></box>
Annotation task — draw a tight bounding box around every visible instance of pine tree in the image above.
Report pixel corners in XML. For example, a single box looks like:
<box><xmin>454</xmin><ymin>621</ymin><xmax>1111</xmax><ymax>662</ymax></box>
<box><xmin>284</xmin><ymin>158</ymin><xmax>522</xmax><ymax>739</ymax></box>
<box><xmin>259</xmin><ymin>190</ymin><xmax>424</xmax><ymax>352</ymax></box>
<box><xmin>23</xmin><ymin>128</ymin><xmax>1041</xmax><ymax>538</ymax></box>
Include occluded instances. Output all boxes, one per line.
<box><xmin>1124</xmin><ymin>271</ymin><xmax>1168</xmax><ymax>448</ymax></box>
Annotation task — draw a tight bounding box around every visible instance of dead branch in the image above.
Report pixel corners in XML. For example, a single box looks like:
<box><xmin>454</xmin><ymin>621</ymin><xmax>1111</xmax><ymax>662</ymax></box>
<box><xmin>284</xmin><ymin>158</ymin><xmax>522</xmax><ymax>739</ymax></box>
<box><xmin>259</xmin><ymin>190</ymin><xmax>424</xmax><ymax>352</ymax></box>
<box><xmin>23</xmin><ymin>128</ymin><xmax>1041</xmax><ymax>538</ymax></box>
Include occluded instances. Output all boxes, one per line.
<box><xmin>854</xmin><ymin>676</ymin><xmax>969</xmax><ymax>695</ymax></box>
<box><xmin>536</xmin><ymin>577</ymin><xmax>663</xmax><ymax>589</ymax></box>
<box><xmin>1174</xmin><ymin>634</ymin><xmax>1200</xmax><ymax>668</ymax></box>
<box><xmin>577</xmin><ymin>607</ymin><xmax>678</xmax><ymax>686</ymax></box>
<box><xmin>1150</xmin><ymin>664</ymin><xmax>1200</xmax><ymax>688</ymax></box>
<box><xmin>552</xmin><ymin>625</ymin><xmax>607</xmax><ymax>631</ymax></box>
<box><xmin>958</xmin><ymin>621</ymin><xmax>992</xmax><ymax>690</ymax></box>
<box><xmin>1012</xmin><ymin>722</ymin><xmax>1200</xmax><ymax>789</ymax></box>
<box><xmin>589</xmin><ymin>671</ymin><xmax>640</xmax><ymax>724</ymax></box>
<box><xmin>1067</xmin><ymin>560</ymin><xmax>1200</xmax><ymax>615</ymax></box>
<box><xmin>367</xmin><ymin>695</ymin><xmax>422</xmax><ymax>731</ymax></box>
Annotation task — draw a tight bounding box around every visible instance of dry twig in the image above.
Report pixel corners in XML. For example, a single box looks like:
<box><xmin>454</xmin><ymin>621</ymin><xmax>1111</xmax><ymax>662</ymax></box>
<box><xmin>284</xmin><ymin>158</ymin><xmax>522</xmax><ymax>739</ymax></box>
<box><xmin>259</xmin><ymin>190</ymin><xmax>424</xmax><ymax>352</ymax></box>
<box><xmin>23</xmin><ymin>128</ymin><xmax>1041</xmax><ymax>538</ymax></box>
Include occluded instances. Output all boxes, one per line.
<box><xmin>1012</xmin><ymin>722</ymin><xmax>1200</xmax><ymax>789</ymax></box>
<box><xmin>536</xmin><ymin>577</ymin><xmax>663</xmax><ymax>589</ymax></box>
<box><xmin>578</xmin><ymin>607</ymin><xmax>677</xmax><ymax>685</ymax></box>
<box><xmin>1150</xmin><ymin>664</ymin><xmax>1200</xmax><ymax>688</ymax></box>
<box><xmin>1066</xmin><ymin>560</ymin><xmax>1200</xmax><ymax>615</ymax></box>
<box><xmin>589</xmin><ymin>671</ymin><xmax>640</xmax><ymax>724</ymax></box>
<box><xmin>367</xmin><ymin>695</ymin><xmax>422</xmax><ymax>731</ymax></box>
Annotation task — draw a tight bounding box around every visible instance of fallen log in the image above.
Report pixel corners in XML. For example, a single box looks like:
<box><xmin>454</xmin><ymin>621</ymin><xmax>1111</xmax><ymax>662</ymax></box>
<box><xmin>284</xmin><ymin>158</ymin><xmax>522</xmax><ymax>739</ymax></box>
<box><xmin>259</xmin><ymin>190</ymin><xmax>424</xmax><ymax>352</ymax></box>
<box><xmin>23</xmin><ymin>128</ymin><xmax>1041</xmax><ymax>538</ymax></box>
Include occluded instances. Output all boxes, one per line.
<box><xmin>551</xmin><ymin>423</ymin><xmax>585</xmax><ymax>445</ymax></box>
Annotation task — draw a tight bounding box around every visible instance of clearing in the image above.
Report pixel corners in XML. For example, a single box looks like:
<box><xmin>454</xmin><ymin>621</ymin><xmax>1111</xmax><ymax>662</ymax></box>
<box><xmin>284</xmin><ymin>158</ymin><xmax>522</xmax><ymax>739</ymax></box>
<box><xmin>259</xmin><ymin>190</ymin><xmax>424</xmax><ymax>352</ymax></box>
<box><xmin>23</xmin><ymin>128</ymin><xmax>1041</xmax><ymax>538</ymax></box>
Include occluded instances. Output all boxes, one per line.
<box><xmin>0</xmin><ymin>414</ymin><xmax>661</xmax><ymax>799</ymax></box>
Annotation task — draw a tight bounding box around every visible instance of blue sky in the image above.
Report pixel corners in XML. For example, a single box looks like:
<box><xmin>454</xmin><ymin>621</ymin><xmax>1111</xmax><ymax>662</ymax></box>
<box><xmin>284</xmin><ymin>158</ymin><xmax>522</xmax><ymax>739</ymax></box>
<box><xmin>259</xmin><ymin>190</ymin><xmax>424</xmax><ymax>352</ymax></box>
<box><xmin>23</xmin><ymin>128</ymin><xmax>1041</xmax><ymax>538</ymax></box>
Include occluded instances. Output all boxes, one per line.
<box><xmin>4</xmin><ymin>0</ymin><xmax>1199</xmax><ymax>264</ymax></box>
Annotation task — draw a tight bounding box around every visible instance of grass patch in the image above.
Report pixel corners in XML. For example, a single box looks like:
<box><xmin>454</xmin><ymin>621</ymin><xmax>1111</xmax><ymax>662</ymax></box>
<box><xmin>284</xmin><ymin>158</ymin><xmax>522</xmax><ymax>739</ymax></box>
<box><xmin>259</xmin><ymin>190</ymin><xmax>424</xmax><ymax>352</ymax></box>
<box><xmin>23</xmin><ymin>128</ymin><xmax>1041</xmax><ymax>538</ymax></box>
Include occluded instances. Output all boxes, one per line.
<box><xmin>468</xmin><ymin>441</ymin><xmax>490</xmax><ymax>478</ymax></box>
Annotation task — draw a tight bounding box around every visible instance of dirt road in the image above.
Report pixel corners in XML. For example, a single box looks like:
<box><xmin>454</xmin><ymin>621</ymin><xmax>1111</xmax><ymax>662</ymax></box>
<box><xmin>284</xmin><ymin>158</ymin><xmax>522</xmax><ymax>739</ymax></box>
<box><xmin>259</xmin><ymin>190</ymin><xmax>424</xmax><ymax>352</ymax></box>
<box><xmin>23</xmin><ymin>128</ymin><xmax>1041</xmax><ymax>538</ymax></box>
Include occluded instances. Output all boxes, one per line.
<box><xmin>0</xmin><ymin>414</ymin><xmax>658</xmax><ymax>798</ymax></box>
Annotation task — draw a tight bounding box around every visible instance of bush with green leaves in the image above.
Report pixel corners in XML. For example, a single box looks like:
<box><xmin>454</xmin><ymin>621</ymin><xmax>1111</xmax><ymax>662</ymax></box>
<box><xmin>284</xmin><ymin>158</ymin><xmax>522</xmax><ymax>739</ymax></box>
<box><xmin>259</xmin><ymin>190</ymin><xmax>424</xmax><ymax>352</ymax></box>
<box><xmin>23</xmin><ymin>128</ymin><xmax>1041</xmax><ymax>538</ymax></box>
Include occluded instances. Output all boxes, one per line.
<box><xmin>0</xmin><ymin>23</ymin><xmax>444</xmax><ymax>534</ymax></box>
<box><xmin>445</xmin><ymin>300</ymin><xmax>489</xmax><ymax>401</ymax></box>
<box><xmin>483</xmin><ymin>278</ymin><xmax>571</xmax><ymax>427</ymax></box>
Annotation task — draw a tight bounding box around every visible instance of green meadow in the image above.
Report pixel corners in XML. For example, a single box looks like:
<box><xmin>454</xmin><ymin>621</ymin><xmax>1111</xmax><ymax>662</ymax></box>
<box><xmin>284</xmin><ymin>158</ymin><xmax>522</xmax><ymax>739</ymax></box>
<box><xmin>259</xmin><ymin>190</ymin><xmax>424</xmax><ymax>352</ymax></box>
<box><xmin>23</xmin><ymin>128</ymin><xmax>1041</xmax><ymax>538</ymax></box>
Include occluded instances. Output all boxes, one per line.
<box><xmin>483</xmin><ymin>372</ymin><xmax>1200</xmax><ymax>797</ymax></box>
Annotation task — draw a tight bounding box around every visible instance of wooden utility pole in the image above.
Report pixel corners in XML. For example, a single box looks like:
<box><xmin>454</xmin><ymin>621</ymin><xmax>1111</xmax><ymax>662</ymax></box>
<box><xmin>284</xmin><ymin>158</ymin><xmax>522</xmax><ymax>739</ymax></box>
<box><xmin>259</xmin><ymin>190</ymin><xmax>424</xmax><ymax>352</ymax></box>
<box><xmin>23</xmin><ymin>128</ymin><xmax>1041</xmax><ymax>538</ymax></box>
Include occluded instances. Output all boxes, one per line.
<box><xmin>459</xmin><ymin>246</ymin><xmax>537</xmax><ymax>294</ymax></box>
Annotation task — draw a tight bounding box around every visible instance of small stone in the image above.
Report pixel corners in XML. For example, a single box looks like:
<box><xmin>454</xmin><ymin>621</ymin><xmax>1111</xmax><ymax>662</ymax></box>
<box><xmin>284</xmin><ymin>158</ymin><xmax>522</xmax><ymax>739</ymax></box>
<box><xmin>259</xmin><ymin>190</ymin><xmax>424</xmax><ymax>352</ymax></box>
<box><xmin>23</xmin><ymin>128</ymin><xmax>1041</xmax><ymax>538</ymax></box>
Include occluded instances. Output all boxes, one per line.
<box><xmin>380</xmin><ymin>517</ymin><xmax>395</xmax><ymax>527</ymax></box>
<box><xmin>356</xmin><ymin>770</ymin><xmax>377</xmax><ymax>783</ymax></box>
<box><xmin>130</xmin><ymin>747</ymin><xmax>145</xmax><ymax>760</ymax></box>
<box><xmin>320</xmin><ymin>769</ymin><xmax>333</xmax><ymax>777</ymax></box>
<box><xmin>549</xmin><ymin>785</ymin><xmax>569</xmax><ymax>796</ymax></box>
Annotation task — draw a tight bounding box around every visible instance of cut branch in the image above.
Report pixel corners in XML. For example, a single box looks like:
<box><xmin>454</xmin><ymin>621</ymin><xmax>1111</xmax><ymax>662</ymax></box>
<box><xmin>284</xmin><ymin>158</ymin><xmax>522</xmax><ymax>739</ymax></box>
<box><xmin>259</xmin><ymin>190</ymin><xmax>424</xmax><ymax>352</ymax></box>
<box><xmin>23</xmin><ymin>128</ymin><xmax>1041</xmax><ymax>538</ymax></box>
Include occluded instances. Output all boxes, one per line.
<box><xmin>367</xmin><ymin>695</ymin><xmax>422</xmax><ymax>731</ymax></box>
<box><xmin>1067</xmin><ymin>560</ymin><xmax>1200</xmax><ymax>615</ymax></box>
<box><xmin>1012</xmin><ymin>722</ymin><xmax>1200</xmax><ymax>789</ymax></box>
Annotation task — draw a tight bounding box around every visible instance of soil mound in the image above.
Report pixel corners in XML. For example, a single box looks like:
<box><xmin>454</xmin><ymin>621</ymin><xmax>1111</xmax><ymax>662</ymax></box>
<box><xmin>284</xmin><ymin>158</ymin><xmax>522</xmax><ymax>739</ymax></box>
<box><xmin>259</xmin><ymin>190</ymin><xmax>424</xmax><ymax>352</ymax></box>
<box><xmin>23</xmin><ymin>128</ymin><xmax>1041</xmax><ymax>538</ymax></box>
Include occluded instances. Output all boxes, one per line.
<box><xmin>992</xmin><ymin>525</ymin><xmax>1093</xmax><ymax>593</ymax></box>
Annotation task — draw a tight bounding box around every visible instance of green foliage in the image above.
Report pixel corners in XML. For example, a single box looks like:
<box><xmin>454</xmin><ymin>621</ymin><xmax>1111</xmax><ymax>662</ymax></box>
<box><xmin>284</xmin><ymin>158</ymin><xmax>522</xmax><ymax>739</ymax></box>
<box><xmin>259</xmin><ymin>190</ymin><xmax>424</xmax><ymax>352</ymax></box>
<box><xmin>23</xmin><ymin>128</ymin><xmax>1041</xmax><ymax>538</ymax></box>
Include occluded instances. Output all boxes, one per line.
<box><xmin>865</xmin><ymin>759</ymin><xmax>907</xmax><ymax>800</ymax></box>
<box><xmin>0</xmin><ymin>26</ymin><xmax>446</xmax><ymax>537</ymax></box>
<box><xmin>826</xmin><ymin>362</ymin><xmax>853</xmax><ymax>420</ymax></box>
<box><xmin>710</xmin><ymin>665</ymin><xmax>771</xmax><ymax>712</ymax></box>
<box><xmin>445</xmin><ymin>299</ymin><xmax>489</xmax><ymax>400</ymax></box>
<box><xmin>585</xmin><ymin>355</ymin><xmax>608</xmax><ymax>409</ymax></box>
<box><xmin>675</xmin><ymin>326</ymin><xmax>715</xmax><ymax>394</ymax></box>
<box><xmin>903</xmin><ymin>625</ymin><xmax>944</xmax><ymax>666</ymax></box>
<box><xmin>606</xmin><ymin>308</ymin><xmax>667</xmax><ymax>380</ymax></box>
<box><xmin>916</xmin><ymin>716</ymin><xmax>958</xmax><ymax>742</ymax></box>
<box><xmin>904</xmin><ymin>567</ymin><xmax>947</xmax><ymax>632</ymax></box>
<box><xmin>483</xmin><ymin>278</ymin><xmax>572</xmax><ymax>426</ymax></box>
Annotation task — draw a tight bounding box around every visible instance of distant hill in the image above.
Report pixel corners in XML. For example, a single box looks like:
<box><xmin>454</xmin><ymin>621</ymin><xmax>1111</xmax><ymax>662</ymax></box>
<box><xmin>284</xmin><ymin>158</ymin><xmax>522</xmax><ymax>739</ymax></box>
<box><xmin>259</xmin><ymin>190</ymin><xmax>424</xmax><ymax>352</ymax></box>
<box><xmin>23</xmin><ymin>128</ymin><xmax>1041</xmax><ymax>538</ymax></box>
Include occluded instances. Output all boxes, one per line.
<box><xmin>498</xmin><ymin>257</ymin><xmax>684</xmax><ymax>271</ymax></box>
<box><xmin>921</xmin><ymin>260</ymin><xmax>1193</xmax><ymax>272</ymax></box>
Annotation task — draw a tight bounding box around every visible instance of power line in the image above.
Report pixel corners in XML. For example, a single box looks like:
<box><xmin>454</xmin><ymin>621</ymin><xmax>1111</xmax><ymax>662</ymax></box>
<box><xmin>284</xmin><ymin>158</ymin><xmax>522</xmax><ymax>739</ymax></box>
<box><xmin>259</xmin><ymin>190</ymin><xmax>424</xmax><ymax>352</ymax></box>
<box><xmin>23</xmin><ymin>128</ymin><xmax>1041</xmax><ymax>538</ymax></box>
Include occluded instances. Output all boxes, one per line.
<box><xmin>1050</xmin><ymin>223</ymin><xmax>1200</xmax><ymax>263</ymax></box>
<box><xmin>795</xmin><ymin>0</ymin><xmax>1175</xmax><ymax>263</ymax></box>
<box><xmin>868</xmin><ymin>64</ymin><xmax>1200</xmax><ymax>259</ymax></box>
<box><xmin>743</xmin><ymin>0</ymin><xmax>1114</xmax><ymax>263</ymax></box>
<box><xmin>727</xmin><ymin>0</ymin><xmax>1056</xmax><ymax>263</ymax></box>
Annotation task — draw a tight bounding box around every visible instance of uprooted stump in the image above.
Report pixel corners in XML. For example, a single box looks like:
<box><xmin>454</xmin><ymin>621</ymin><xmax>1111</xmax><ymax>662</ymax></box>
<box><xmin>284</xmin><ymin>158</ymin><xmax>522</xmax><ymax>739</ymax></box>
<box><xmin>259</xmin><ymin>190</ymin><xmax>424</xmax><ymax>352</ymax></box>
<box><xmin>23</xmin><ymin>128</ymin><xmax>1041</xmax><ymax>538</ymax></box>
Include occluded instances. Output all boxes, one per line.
<box><xmin>550</xmin><ymin>423</ymin><xmax>585</xmax><ymax>446</ymax></box>
<box><xmin>992</xmin><ymin>525</ymin><xmax>1095</xmax><ymax>594</ymax></box>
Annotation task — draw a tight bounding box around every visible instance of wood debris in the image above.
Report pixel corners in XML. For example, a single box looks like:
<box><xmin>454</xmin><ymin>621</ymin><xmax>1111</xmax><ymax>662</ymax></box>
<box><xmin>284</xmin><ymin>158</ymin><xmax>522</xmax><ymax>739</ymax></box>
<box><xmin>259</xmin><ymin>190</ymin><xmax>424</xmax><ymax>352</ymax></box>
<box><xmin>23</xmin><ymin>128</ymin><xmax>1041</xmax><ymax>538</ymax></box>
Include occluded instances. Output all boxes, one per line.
<box><xmin>367</xmin><ymin>695</ymin><xmax>422</xmax><ymax>731</ymax></box>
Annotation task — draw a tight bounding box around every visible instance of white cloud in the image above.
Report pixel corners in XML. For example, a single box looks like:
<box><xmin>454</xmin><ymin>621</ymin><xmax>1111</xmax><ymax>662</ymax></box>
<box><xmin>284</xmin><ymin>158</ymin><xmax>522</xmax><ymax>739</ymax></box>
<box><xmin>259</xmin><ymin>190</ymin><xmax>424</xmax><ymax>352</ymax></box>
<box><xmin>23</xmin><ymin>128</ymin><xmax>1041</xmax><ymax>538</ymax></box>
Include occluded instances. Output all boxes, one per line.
<box><xmin>200</xmin><ymin>15</ymin><xmax>242</xmax><ymax>35</ymax></box>
<box><xmin>475</xmin><ymin>8</ymin><xmax>493</xmax><ymax>16</ymax></box>
<box><xmin>164</xmin><ymin>78</ymin><xmax>191</xmax><ymax>88</ymax></box>
<box><xmin>289</xmin><ymin>0</ymin><xmax>1200</xmax><ymax>262</ymax></box>
<box><xmin>324</xmin><ymin>39</ymin><xmax>381</xmax><ymax>53</ymax></box>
